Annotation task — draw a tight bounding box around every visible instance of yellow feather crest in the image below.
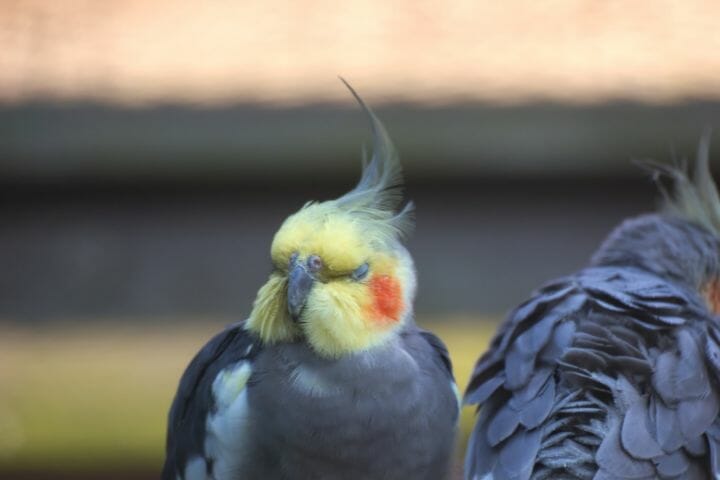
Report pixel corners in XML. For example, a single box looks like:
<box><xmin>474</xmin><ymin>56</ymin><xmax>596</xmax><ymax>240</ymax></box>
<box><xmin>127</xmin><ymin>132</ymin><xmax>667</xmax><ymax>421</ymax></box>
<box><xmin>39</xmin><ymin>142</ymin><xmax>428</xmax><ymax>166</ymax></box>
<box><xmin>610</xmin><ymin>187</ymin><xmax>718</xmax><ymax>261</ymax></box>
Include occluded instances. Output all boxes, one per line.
<box><xmin>334</xmin><ymin>79</ymin><xmax>414</xmax><ymax>243</ymax></box>
<box><xmin>246</xmin><ymin>82</ymin><xmax>416</xmax><ymax>355</ymax></box>
<box><xmin>271</xmin><ymin>80</ymin><xmax>413</xmax><ymax>267</ymax></box>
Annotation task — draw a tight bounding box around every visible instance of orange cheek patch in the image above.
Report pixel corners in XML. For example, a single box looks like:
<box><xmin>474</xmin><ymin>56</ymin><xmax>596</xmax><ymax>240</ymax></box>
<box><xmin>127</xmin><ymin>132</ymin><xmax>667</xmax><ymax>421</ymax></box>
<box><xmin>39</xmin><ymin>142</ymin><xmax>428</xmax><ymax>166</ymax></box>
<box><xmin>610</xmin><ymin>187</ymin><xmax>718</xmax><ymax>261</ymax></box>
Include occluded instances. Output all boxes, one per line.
<box><xmin>705</xmin><ymin>279</ymin><xmax>720</xmax><ymax>314</ymax></box>
<box><xmin>367</xmin><ymin>274</ymin><xmax>404</xmax><ymax>323</ymax></box>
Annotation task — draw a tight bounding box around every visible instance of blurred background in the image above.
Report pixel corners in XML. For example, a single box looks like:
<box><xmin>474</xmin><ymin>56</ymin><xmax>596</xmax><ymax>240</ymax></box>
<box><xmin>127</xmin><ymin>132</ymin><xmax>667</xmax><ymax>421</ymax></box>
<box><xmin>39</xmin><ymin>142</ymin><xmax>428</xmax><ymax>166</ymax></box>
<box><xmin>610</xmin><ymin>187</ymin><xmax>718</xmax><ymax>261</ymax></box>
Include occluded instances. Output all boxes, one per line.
<box><xmin>2</xmin><ymin>1</ymin><xmax>720</xmax><ymax>478</ymax></box>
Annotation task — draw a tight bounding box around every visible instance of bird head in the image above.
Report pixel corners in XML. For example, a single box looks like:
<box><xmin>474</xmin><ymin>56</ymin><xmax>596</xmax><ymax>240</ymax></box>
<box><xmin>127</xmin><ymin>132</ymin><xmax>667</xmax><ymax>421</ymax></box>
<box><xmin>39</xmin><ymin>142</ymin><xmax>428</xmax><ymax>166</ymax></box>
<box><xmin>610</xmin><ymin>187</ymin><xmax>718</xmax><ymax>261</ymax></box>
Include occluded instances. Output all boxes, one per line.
<box><xmin>591</xmin><ymin>132</ymin><xmax>720</xmax><ymax>312</ymax></box>
<box><xmin>245</xmin><ymin>84</ymin><xmax>416</xmax><ymax>358</ymax></box>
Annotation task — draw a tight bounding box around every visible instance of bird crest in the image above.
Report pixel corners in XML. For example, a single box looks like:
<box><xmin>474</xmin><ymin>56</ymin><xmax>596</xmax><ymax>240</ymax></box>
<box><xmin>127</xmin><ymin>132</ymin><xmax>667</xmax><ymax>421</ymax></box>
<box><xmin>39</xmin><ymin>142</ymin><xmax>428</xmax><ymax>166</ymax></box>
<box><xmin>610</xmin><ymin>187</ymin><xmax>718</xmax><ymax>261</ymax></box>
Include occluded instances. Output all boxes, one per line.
<box><xmin>283</xmin><ymin>79</ymin><xmax>414</xmax><ymax>252</ymax></box>
<box><xmin>246</xmin><ymin>81</ymin><xmax>417</xmax><ymax>357</ymax></box>
<box><xmin>645</xmin><ymin>130</ymin><xmax>720</xmax><ymax>235</ymax></box>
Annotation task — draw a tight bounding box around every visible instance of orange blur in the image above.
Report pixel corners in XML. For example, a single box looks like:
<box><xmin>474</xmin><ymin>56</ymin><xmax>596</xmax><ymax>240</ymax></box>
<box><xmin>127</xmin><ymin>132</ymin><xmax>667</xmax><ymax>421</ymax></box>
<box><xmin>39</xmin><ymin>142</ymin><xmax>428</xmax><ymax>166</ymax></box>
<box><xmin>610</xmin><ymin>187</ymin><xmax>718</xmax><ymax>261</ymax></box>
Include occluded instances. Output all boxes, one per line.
<box><xmin>368</xmin><ymin>274</ymin><xmax>404</xmax><ymax>323</ymax></box>
<box><xmin>705</xmin><ymin>279</ymin><xmax>720</xmax><ymax>314</ymax></box>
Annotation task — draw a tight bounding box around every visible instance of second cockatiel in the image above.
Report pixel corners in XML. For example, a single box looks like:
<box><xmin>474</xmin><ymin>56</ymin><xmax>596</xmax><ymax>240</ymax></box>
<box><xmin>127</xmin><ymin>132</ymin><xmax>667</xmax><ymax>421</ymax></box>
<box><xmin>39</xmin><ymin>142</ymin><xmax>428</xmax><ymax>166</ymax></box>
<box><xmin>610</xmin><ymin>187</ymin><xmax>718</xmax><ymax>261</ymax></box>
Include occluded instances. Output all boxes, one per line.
<box><xmin>464</xmin><ymin>137</ymin><xmax>720</xmax><ymax>479</ymax></box>
<box><xmin>162</xmin><ymin>85</ymin><xmax>459</xmax><ymax>480</ymax></box>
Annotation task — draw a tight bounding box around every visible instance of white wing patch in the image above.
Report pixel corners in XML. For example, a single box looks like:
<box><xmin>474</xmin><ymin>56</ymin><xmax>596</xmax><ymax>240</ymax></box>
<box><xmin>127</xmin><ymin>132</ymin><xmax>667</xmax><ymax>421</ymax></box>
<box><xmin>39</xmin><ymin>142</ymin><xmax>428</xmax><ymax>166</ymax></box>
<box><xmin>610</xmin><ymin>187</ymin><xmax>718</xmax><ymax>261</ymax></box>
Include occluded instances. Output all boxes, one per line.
<box><xmin>204</xmin><ymin>361</ymin><xmax>253</xmax><ymax>480</ymax></box>
<box><xmin>182</xmin><ymin>456</ymin><xmax>207</xmax><ymax>480</ymax></box>
<box><xmin>212</xmin><ymin>362</ymin><xmax>252</xmax><ymax>409</ymax></box>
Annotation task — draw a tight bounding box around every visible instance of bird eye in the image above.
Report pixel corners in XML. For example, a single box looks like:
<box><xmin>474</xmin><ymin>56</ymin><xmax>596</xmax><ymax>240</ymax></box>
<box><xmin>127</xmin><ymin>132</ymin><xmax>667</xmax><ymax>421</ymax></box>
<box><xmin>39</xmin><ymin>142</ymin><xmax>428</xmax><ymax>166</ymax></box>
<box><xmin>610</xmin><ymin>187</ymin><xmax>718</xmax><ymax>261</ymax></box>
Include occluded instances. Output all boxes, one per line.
<box><xmin>307</xmin><ymin>254</ymin><xmax>323</xmax><ymax>272</ymax></box>
<box><xmin>351</xmin><ymin>263</ymin><xmax>369</xmax><ymax>281</ymax></box>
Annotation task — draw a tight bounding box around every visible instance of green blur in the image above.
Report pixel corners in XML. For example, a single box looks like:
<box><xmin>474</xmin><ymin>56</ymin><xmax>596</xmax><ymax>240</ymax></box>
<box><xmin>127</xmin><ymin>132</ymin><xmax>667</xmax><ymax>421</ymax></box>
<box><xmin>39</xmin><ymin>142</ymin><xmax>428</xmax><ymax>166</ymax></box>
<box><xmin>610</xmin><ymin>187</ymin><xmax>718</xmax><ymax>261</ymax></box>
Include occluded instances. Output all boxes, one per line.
<box><xmin>0</xmin><ymin>318</ymin><xmax>497</xmax><ymax>473</ymax></box>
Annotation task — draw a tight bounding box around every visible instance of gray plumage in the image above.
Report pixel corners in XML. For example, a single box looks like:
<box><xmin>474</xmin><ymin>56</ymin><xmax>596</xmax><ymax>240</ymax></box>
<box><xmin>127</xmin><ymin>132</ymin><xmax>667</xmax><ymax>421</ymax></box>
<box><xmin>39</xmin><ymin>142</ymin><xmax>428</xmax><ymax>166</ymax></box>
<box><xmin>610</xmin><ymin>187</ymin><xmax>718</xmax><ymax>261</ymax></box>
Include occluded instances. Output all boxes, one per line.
<box><xmin>163</xmin><ymin>83</ymin><xmax>458</xmax><ymax>480</ymax></box>
<box><xmin>163</xmin><ymin>321</ymin><xmax>457</xmax><ymax>480</ymax></box>
<box><xmin>163</xmin><ymin>324</ymin><xmax>260</xmax><ymax>477</ymax></box>
<box><xmin>465</xmin><ymin>137</ymin><xmax>720</xmax><ymax>480</ymax></box>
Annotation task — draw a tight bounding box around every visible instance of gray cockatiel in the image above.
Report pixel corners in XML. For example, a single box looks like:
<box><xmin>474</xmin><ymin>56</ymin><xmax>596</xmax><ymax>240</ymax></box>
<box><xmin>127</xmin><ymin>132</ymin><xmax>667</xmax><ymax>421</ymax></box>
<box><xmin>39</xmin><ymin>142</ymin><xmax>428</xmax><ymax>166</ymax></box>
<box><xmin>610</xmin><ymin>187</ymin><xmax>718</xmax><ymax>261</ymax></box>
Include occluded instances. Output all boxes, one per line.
<box><xmin>162</xmin><ymin>85</ymin><xmax>459</xmax><ymax>480</ymax></box>
<box><xmin>464</xmin><ymin>136</ymin><xmax>720</xmax><ymax>479</ymax></box>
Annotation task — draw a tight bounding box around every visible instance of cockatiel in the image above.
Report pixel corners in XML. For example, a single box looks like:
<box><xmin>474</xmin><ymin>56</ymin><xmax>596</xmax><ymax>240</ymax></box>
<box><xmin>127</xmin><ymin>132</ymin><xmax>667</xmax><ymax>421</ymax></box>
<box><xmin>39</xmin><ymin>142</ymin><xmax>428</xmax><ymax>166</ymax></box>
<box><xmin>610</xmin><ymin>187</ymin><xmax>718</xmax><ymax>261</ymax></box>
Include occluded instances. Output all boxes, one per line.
<box><xmin>162</xmin><ymin>85</ymin><xmax>459</xmax><ymax>480</ymax></box>
<box><xmin>465</xmin><ymin>136</ymin><xmax>720</xmax><ymax>480</ymax></box>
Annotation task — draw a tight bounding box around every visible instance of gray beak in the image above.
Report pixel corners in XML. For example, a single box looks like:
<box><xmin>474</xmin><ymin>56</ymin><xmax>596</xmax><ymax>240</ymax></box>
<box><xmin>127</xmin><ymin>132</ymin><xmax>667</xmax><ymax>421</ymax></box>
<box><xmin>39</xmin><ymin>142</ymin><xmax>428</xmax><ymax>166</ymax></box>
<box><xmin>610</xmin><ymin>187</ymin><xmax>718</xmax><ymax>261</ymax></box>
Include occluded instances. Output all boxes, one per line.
<box><xmin>288</xmin><ymin>264</ymin><xmax>315</xmax><ymax>321</ymax></box>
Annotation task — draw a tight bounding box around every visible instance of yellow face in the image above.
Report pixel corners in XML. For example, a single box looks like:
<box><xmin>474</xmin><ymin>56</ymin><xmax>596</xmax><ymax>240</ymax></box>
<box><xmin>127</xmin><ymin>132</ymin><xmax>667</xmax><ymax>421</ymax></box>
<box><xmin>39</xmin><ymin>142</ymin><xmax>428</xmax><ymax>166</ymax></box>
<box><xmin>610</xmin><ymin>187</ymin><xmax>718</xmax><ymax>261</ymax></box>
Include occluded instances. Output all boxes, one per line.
<box><xmin>245</xmin><ymin>203</ymin><xmax>415</xmax><ymax>358</ymax></box>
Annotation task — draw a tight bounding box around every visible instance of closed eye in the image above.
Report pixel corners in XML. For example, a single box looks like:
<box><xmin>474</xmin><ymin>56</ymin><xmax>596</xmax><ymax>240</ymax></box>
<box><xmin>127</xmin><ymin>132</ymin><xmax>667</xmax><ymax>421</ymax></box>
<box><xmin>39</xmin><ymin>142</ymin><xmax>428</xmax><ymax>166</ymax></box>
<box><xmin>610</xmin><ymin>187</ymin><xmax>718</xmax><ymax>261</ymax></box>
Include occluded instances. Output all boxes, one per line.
<box><xmin>351</xmin><ymin>262</ymin><xmax>370</xmax><ymax>281</ymax></box>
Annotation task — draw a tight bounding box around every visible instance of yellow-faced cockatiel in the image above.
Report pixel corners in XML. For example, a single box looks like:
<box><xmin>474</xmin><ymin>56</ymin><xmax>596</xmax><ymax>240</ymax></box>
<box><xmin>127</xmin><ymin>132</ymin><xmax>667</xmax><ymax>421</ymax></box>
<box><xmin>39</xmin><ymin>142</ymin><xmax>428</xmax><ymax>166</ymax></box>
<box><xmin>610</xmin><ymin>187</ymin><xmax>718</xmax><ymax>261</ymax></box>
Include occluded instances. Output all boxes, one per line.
<box><xmin>162</xmin><ymin>83</ymin><xmax>459</xmax><ymax>480</ymax></box>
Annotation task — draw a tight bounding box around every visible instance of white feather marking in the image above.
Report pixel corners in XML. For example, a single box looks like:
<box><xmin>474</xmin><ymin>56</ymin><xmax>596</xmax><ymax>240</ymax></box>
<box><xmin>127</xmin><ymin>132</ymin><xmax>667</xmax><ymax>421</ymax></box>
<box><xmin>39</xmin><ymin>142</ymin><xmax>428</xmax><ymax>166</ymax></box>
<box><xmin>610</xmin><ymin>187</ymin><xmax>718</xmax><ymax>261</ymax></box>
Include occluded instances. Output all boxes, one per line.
<box><xmin>289</xmin><ymin>364</ymin><xmax>342</xmax><ymax>397</ymax></box>
<box><xmin>451</xmin><ymin>381</ymin><xmax>462</xmax><ymax>412</ymax></box>
<box><xmin>204</xmin><ymin>361</ymin><xmax>253</xmax><ymax>479</ymax></box>
<box><xmin>212</xmin><ymin>362</ymin><xmax>252</xmax><ymax>409</ymax></box>
<box><xmin>183</xmin><ymin>456</ymin><xmax>207</xmax><ymax>480</ymax></box>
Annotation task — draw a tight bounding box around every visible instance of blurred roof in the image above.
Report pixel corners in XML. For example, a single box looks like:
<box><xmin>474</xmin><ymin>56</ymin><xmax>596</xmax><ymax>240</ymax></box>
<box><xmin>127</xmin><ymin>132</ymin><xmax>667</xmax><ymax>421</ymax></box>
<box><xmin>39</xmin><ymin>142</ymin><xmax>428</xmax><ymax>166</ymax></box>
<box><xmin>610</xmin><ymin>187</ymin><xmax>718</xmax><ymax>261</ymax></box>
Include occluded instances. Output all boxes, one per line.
<box><xmin>1</xmin><ymin>0</ymin><xmax>720</xmax><ymax>106</ymax></box>
<box><xmin>2</xmin><ymin>1</ymin><xmax>720</xmax><ymax>322</ymax></box>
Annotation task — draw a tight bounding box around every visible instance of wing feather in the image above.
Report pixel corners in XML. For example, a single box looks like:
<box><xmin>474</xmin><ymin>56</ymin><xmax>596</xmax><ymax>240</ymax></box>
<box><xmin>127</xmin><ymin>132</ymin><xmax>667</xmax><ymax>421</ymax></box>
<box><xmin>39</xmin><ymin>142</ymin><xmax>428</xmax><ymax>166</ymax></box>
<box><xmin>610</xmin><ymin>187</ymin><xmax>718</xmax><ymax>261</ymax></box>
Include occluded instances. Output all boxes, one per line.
<box><xmin>465</xmin><ymin>267</ymin><xmax>719</xmax><ymax>480</ymax></box>
<box><xmin>162</xmin><ymin>321</ymin><xmax>260</xmax><ymax>480</ymax></box>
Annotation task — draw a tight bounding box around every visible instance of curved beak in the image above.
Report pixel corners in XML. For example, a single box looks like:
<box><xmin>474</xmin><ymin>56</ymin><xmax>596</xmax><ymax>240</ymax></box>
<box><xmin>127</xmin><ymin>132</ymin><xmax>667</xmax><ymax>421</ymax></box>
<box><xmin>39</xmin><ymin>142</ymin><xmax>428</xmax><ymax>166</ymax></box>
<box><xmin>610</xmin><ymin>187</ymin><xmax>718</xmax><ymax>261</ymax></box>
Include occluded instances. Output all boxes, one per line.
<box><xmin>288</xmin><ymin>264</ymin><xmax>315</xmax><ymax>321</ymax></box>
